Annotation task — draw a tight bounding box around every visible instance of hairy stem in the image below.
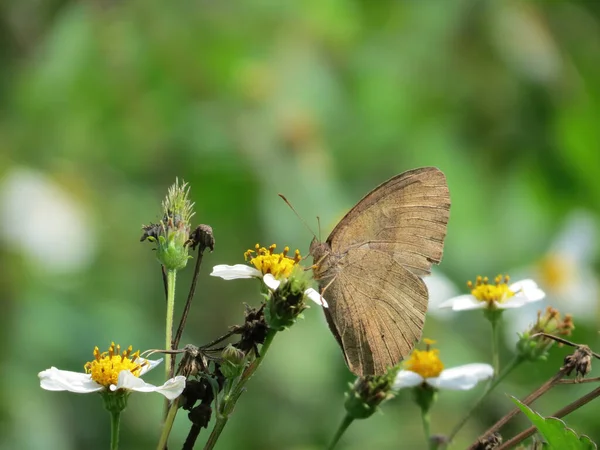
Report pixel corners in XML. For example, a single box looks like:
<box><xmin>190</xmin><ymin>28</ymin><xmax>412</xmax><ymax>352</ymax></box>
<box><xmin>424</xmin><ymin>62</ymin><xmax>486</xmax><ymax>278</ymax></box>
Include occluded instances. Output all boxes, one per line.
<box><xmin>165</xmin><ymin>269</ymin><xmax>177</xmax><ymax>380</ymax></box>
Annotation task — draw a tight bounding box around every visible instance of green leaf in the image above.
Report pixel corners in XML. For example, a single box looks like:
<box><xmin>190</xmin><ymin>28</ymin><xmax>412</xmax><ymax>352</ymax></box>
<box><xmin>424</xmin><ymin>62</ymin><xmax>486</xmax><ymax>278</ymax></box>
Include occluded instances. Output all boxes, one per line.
<box><xmin>511</xmin><ymin>397</ymin><xmax>597</xmax><ymax>450</ymax></box>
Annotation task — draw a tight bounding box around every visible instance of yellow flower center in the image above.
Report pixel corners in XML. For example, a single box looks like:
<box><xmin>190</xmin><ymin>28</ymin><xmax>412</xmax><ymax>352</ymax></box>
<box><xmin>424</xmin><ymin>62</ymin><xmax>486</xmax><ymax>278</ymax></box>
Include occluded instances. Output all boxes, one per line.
<box><xmin>468</xmin><ymin>274</ymin><xmax>514</xmax><ymax>304</ymax></box>
<box><xmin>404</xmin><ymin>341</ymin><xmax>444</xmax><ymax>379</ymax></box>
<box><xmin>538</xmin><ymin>254</ymin><xmax>571</xmax><ymax>292</ymax></box>
<box><xmin>244</xmin><ymin>243</ymin><xmax>302</xmax><ymax>279</ymax></box>
<box><xmin>84</xmin><ymin>343</ymin><xmax>147</xmax><ymax>387</ymax></box>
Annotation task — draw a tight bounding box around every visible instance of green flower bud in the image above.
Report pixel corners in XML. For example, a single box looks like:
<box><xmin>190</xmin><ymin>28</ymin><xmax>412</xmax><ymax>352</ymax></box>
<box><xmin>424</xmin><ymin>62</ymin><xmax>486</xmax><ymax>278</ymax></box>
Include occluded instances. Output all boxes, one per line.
<box><xmin>220</xmin><ymin>345</ymin><xmax>246</xmax><ymax>379</ymax></box>
<box><xmin>141</xmin><ymin>179</ymin><xmax>195</xmax><ymax>271</ymax></box>
<box><xmin>344</xmin><ymin>366</ymin><xmax>399</xmax><ymax>420</ymax></box>
<box><xmin>264</xmin><ymin>268</ymin><xmax>310</xmax><ymax>331</ymax></box>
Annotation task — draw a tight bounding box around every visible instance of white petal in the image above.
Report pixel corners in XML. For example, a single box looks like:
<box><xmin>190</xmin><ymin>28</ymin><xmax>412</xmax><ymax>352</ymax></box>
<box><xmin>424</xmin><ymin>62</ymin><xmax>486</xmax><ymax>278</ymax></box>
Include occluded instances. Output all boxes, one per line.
<box><xmin>135</xmin><ymin>357</ymin><xmax>162</xmax><ymax>376</ymax></box>
<box><xmin>210</xmin><ymin>264</ymin><xmax>261</xmax><ymax>280</ymax></box>
<box><xmin>112</xmin><ymin>372</ymin><xmax>186</xmax><ymax>400</ymax></box>
<box><xmin>392</xmin><ymin>370</ymin><xmax>424</xmax><ymax>390</ymax></box>
<box><xmin>305</xmin><ymin>288</ymin><xmax>328</xmax><ymax>308</ymax></box>
<box><xmin>263</xmin><ymin>273</ymin><xmax>281</xmax><ymax>290</ymax></box>
<box><xmin>39</xmin><ymin>367</ymin><xmax>104</xmax><ymax>394</ymax></box>
<box><xmin>439</xmin><ymin>295</ymin><xmax>486</xmax><ymax>311</ymax></box>
<box><xmin>428</xmin><ymin>363</ymin><xmax>493</xmax><ymax>390</ymax></box>
<box><xmin>510</xmin><ymin>279</ymin><xmax>545</xmax><ymax>302</ymax></box>
<box><xmin>497</xmin><ymin>298</ymin><xmax>529</xmax><ymax>309</ymax></box>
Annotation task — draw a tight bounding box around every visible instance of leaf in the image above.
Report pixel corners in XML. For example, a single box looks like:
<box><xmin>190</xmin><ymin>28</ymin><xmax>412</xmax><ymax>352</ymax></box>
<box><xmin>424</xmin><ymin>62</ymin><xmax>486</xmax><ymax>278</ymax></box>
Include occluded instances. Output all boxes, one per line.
<box><xmin>511</xmin><ymin>396</ymin><xmax>597</xmax><ymax>450</ymax></box>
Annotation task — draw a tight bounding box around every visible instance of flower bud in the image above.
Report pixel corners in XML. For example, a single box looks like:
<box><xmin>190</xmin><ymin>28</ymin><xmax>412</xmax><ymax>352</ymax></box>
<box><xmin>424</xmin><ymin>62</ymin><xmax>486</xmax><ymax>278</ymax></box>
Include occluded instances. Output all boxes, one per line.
<box><xmin>264</xmin><ymin>270</ymin><xmax>309</xmax><ymax>331</ymax></box>
<box><xmin>344</xmin><ymin>367</ymin><xmax>399</xmax><ymax>420</ymax></box>
<box><xmin>220</xmin><ymin>345</ymin><xmax>246</xmax><ymax>379</ymax></box>
<box><xmin>141</xmin><ymin>179</ymin><xmax>195</xmax><ymax>271</ymax></box>
<box><xmin>516</xmin><ymin>306</ymin><xmax>575</xmax><ymax>362</ymax></box>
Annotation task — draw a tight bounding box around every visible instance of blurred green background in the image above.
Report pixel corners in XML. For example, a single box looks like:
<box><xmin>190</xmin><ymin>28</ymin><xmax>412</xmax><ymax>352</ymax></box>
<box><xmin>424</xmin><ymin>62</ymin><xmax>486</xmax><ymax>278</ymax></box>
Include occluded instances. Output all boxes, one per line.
<box><xmin>2</xmin><ymin>1</ymin><xmax>600</xmax><ymax>449</ymax></box>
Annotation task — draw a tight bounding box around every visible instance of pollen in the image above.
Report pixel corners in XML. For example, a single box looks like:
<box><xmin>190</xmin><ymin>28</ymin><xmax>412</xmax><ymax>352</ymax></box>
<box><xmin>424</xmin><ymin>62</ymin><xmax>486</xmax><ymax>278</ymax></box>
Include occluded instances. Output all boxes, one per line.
<box><xmin>244</xmin><ymin>243</ymin><xmax>302</xmax><ymax>279</ymax></box>
<box><xmin>468</xmin><ymin>274</ymin><xmax>514</xmax><ymax>305</ymax></box>
<box><xmin>84</xmin><ymin>343</ymin><xmax>147</xmax><ymax>387</ymax></box>
<box><xmin>404</xmin><ymin>347</ymin><xmax>444</xmax><ymax>379</ymax></box>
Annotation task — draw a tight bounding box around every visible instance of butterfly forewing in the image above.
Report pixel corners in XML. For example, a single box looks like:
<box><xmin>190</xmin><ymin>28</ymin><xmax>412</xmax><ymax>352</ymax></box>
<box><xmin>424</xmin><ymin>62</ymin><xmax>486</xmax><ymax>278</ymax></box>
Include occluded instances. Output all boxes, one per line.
<box><xmin>314</xmin><ymin>167</ymin><xmax>450</xmax><ymax>376</ymax></box>
<box><xmin>327</xmin><ymin>167</ymin><xmax>450</xmax><ymax>277</ymax></box>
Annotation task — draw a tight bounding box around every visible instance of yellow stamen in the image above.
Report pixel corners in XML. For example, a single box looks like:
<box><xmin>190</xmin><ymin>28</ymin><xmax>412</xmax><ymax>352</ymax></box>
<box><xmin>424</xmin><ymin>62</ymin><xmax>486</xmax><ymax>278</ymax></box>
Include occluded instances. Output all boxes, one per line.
<box><xmin>84</xmin><ymin>342</ymin><xmax>147</xmax><ymax>387</ymax></box>
<box><xmin>404</xmin><ymin>345</ymin><xmax>444</xmax><ymax>379</ymax></box>
<box><xmin>244</xmin><ymin>243</ymin><xmax>302</xmax><ymax>279</ymax></box>
<box><xmin>468</xmin><ymin>274</ymin><xmax>514</xmax><ymax>305</ymax></box>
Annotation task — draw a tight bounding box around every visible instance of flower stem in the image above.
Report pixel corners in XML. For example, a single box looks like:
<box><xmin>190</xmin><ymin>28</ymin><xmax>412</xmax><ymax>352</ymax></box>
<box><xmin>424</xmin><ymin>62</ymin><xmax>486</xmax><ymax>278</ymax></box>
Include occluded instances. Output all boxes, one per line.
<box><xmin>156</xmin><ymin>398</ymin><xmax>179</xmax><ymax>450</ymax></box>
<box><xmin>421</xmin><ymin>409</ymin><xmax>432</xmax><ymax>449</ymax></box>
<box><xmin>327</xmin><ymin>414</ymin><xmax>354</xmax><ymax>450</ymax></box>
<box><xmin>203</xmin><ymin>329</ymin><xmax>278</xmax><ymax>450</ymax></box>
<box><xmin>491</xmin><ymin>319</ymin><xmax>500</xmax><ymax>377</ymax></box>
<box><xmin>447</xmin><ymin>356</ymin><xmax>523</xmax><ymax>442</ymax></box>
<box><xmin>165</xmin><ymin>269</ymin><xmax>177</xmax><ymax>381</ymax></box>
<box><xmin>110</xmin><ymin>411</ymin><xmax>121</xmax><ymax>450</ymax></box>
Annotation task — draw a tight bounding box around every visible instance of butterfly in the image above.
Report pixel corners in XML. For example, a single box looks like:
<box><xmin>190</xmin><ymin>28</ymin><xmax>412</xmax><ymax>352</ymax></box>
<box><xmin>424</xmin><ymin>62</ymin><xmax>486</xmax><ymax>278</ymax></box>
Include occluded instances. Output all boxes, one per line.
<box><xmin>310</xmin><ymin>167</ymin><xmax>450</xmax><ymax>376</ymax></box>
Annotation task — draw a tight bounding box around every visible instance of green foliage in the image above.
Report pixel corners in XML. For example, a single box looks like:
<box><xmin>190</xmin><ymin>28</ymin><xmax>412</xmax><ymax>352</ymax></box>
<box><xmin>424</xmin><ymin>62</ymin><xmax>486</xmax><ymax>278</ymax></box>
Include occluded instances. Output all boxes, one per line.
<box><xmin>512</xmin><ymin>397</ymin><xmax>597</xmax><ymax>450</ymax></box>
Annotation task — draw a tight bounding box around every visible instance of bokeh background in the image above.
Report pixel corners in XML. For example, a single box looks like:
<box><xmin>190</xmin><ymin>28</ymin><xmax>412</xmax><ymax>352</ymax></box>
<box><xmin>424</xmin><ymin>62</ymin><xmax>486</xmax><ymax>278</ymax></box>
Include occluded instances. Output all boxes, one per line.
<box><xmin>2</xmin><ymin>1</ymin><xmax>600</xmax><ymax>449</ymax></box>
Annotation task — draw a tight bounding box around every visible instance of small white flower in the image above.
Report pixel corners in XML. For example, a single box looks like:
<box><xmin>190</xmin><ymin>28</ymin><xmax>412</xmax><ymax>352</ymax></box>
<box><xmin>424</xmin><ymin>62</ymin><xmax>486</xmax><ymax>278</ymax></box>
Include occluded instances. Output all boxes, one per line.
<box><xmin>394</xmin><ymin>363</ymin><xmax>494</xmax><ymax>391</ymax></box>
<box><xmin>210</xmin><ymin>243</ymin><xmax>328</xmax><ymax>307</ymax></box>
<box><xmin>438</xmin><ymin>276</ymin><xmax>545</xmax><ymax>311</ymax></box>
<box><xmin>39</xmin><ymin>344</ymin><xmax>186</xmax><ymax>401</ymax></box>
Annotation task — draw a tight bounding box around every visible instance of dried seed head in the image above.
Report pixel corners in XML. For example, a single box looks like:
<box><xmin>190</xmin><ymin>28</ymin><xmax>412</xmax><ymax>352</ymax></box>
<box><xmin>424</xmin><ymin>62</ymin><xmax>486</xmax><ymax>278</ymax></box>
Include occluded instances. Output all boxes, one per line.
<box><xmin>563</xmin><ymin>345</ymin><xmax>592</xmax><ymax>380</ymax></box>
<box><xmin>474</xmin><ymin>432</ymin><xmax>503</xmax><ymax>450</ymax></box>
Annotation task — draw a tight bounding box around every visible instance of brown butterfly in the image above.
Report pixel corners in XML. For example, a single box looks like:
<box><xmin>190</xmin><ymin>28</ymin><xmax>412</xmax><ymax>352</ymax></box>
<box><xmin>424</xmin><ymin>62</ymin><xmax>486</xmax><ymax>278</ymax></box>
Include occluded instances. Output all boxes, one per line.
<box><xmin>310</xmin><ymin>167</ymin><xmax>450</xmax><ymax>376</ymax></box>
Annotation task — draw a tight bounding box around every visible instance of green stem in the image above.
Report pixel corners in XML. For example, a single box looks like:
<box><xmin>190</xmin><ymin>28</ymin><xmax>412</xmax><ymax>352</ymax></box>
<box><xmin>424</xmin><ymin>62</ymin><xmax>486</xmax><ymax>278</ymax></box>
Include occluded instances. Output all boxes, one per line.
<box><xmin>203</xmin><ymin>329</ymin><xmax>278</xmax><ymax>450</ymax></box>
<box><xmin>110</xmin><ymin>411</ymin><xmax>121</xmax><ymax>450</ymax></box>
<box><xmin>165</xmin><ymin>269</ymin><xmax>177</xmax><ymax>381</ymax></box>
<box><xmin>156</xmin><ymin>398</ymin><xmax>179</xmax><ymax>450</ymax></box>
<box><xmin>422</xmin><ymin>409</ymin><xmax>431</xmax><ymax>449</ymax></box>
<box><xmin>327</xmin><ymin>414</ymin><xmax>355</xmax><ymax>450</ymax></box>
<box><xmin>491</xmin><ymin>319</ymin><xmax>500</xmax><ymax>376</ymax></box>
<box><xmin>447</xmin><ymin>356</ymin><xmax>523</xmax><ymax>442</ymax></box>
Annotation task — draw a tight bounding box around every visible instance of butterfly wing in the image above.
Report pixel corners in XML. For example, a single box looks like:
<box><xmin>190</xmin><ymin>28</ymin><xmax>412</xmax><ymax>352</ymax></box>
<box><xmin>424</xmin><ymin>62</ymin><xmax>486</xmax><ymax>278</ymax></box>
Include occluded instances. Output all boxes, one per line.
<box><xmin>328</xmin><ymin>167</ymin><xmax>450</xmax><ymax>276</ymax></box>
<box><xmin>323</xmin><ymin>248</ymin><xmax>428</xmax><ymax>375</ymax></box>
<box><xmin>322</xmin><ymin>167</ymin><xmax>450</xmax><ymax>375</ymax></box>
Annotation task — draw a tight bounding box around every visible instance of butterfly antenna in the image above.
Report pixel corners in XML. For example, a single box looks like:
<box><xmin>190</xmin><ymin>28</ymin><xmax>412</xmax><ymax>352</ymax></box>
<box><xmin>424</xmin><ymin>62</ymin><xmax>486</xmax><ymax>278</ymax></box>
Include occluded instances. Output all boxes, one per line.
<box><xmin>317</xmin><ymin>216</ymin><xmax>322</xmax><ymax>242</ymax></box>
<box><xmin>278</xmin><ymin>194</ymin><xmax>317</xmax><ymax>239</ymax></box>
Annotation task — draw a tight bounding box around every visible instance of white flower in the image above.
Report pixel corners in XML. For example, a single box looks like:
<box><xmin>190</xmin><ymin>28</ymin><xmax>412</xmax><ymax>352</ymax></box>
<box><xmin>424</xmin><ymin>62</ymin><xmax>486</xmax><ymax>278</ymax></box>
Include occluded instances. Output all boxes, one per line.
<box><xmin>210</xmin><ymin>264</ymin><xmax>328</xmax><ymax>307</ymax></box>
<box><xmin>438</xmin><ymin>276</ymin><xmax>545</xmax><ymax>311</ymax></box>
<box><xmin>393</xmin><ymin>363</ymin><xmax>494</xmax><ymax>391</ymax></box>
<box><xmin>39</xmin><ymin>344</ymin><xmax>186</xmax><ymax>401</ymax></box>
<box><xmin>535</xmin><ymin>211</ymin><xmax>599</xmax><ymax>316</ymax></box>
<box><xmin>210</xmin><ymin>243</ymin><xmax>329</xmax><ymax>308</ymax></box>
